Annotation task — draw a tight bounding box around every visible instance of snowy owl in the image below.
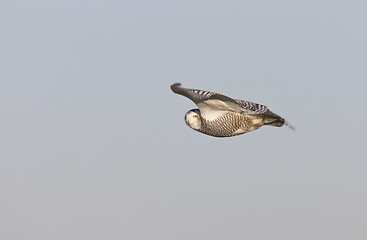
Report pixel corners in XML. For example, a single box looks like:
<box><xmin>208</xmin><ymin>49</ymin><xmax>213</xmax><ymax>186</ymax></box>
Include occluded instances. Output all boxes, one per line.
<box><xmin>171</xmin><ymin>83</ymin><xmax>293</xmax><ymax>137</ymax></box>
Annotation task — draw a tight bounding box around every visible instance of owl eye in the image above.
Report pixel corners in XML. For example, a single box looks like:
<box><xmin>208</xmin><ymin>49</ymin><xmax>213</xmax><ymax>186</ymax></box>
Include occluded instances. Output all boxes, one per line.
<box><xmin>193</xmin><ymin>115</ymin><xmax>198</xmax><ymax>118</ymax></box>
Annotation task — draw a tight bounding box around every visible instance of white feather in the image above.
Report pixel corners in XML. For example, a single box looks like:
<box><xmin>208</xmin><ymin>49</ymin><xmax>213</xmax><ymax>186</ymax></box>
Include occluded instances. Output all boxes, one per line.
<box><xmin>197</xmin><ymin>100</ymin><xmax>231</xmax><ymax>121</ymax></box>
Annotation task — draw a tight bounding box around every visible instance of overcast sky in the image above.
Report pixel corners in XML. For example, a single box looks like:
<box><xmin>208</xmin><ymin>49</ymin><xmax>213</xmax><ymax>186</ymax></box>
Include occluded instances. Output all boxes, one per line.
<box><xmin>1</xmin><ymin>0</ymin><xmax>366</xmax><ymax>240</ymax></box>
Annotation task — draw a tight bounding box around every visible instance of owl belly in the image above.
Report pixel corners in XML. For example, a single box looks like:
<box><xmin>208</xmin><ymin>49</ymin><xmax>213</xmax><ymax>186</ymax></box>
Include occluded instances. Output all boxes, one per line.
<box><xmin>201</xmin><ymin>113</ymin><xmax>258</xmax><ymax>137</ymax></box>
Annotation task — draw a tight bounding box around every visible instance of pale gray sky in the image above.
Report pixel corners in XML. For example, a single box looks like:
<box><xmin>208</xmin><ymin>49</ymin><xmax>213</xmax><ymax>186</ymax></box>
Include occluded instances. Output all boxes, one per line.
<box><xmin>1</xmin><ymin>0</ymin><xmax>366</xmax><ymax>240</ymax></box>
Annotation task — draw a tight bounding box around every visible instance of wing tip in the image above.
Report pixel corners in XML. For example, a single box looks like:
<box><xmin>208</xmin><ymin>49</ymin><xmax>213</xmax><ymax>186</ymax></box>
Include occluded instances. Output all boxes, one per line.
<box><xmin>170</xmin><ymin>82</ymin><xmax>182</xmax><ymax>93</ymax></box>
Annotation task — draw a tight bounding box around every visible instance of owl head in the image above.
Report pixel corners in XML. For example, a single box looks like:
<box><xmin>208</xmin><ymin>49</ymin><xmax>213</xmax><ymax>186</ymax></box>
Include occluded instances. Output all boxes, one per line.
<box><xmin>185</xmin><ymin>109</ymin><xmax>201</xmax><ymax>130</ymax></box>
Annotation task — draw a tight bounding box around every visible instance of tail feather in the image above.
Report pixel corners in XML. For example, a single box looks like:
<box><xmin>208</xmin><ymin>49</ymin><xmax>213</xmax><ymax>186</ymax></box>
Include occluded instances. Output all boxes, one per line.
<box><xmin>262</xmin><ymin>110</ymin><xmax>295</xmax><ymax>130</ymax></box>
<box><xmin>284</xmin><ymin>121</ymin><xmax>295</xmax><ymax>130</ymax></box>
<box><xmin>265</xmin><ymin>118</ymin><xmax>285</xmax><ymax>127</ymax></box>
<box><xmin>261</xmin><ymin>110</ymin><xmax>284</xmax><ymax>127</ymax></box>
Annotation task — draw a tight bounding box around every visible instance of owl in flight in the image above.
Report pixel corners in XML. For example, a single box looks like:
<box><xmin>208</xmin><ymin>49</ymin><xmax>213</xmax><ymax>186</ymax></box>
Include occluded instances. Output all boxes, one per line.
<box><xmin>171</xmin><ymin>83</ymin><xmax>294</xmax><ymax>137</ymax></box>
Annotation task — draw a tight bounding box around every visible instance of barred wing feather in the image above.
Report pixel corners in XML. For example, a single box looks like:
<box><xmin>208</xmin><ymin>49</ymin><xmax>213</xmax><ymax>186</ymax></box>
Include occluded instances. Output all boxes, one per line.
<box><xmin>170</xmin><ymin>83</ymin><xmax>268</xmax><ymax>121</ymax></box>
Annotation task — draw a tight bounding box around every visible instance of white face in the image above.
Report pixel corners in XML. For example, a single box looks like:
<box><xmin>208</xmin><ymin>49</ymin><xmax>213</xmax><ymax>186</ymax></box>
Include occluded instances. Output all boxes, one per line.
<box><xmin>185</xmin><ymin>109</ymin><xmax>201</xmax><ymax>130</ymax></box>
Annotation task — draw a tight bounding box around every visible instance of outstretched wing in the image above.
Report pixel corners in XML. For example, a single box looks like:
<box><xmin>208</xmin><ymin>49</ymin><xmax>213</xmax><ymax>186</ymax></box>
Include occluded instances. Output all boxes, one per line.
<box><xmin>170</xmin><ymin>83</ymin><xmax>268</xmax><ymax>121</ymax></box>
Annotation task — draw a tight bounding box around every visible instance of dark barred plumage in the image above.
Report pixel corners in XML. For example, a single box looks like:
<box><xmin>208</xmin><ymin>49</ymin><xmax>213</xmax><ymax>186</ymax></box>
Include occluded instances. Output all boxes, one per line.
<box><xmin>199</xmin><ymin>113</ymin><xmax>254</xmax><ymax>137</ymax></box>
<box><xmin>197</xmin><ymin>111</ymin><xmax>286</xmax><ymax>137</ymax></box>
<box><xmin>187</xmin><ymin>88</ymin><xmax>216</xmax><ymax>98</ymax></box>
<box><xmin>234</xmin><ymin>99</ymin><xmax>268</xmax><ymax>114</ymax></box>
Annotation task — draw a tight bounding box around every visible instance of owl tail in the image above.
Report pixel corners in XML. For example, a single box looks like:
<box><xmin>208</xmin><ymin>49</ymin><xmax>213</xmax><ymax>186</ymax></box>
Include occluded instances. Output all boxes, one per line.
<box><xmin>262</xmin><ymin>110</ymin><xmax>285</xmax><ymax>127</ymax></box>
<box><xmin>262</xmin><ymin>110</ymin><xmax>295</xmax><ymax>130</ymax></box>
<box><xmin>265</xmin><ymin>118</ymin><xmax>285</xmax><ymax>127</ymax></box>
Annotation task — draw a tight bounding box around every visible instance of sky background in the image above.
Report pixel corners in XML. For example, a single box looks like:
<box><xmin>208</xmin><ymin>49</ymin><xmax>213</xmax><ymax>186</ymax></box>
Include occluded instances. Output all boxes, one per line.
<box><xmin>1</xmin><ymin>0</ymin><xmax>366</xmax><ymax>239</ymax></box>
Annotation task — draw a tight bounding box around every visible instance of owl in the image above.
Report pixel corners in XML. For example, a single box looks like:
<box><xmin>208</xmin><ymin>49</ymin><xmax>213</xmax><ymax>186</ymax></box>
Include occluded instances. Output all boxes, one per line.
<box><xmin>171</xmin><ymin>83</ymin><xmax>293</xmax><ymax>137</ymax></box>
